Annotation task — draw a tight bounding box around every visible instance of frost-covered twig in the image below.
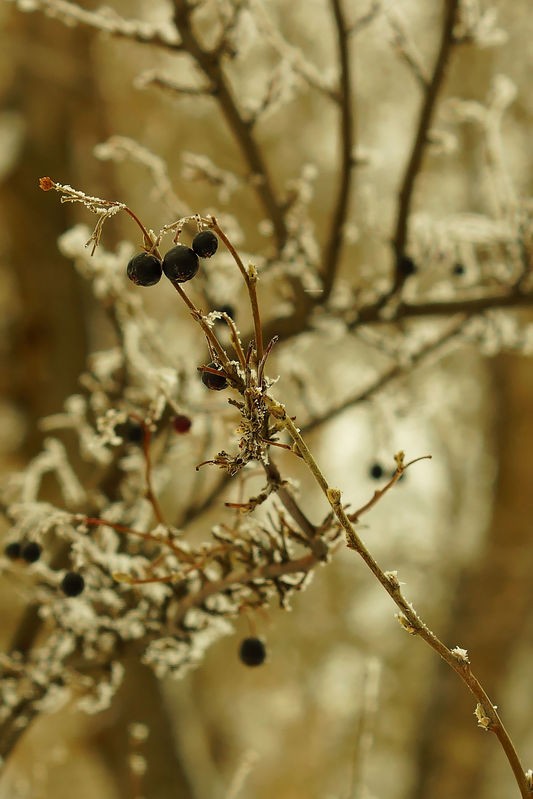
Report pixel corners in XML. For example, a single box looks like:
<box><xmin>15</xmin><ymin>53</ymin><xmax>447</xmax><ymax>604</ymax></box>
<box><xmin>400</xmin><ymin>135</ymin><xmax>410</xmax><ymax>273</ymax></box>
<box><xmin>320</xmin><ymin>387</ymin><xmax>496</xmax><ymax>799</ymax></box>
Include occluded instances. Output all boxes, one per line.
<box><xmin>171</xmin><ymin>0</ymin><xmax>289</xmax><ymax>253</ymax></box>
<box><xmin>6</xmin><ymin>0</ymin><xmax>182</xmax><ymax>49</ymax></box>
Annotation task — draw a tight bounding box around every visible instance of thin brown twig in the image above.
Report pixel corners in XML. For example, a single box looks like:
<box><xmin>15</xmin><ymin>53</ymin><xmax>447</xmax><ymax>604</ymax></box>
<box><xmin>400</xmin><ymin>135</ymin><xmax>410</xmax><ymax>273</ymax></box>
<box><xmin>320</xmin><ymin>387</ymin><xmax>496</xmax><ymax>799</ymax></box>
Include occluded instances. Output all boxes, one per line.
<box><xmin>302</xmin><ymin>318</ymin><xmax>466</xmax><ymax>435</ymax></box>
<box><xmin>391</xmin><ymin>0</ymin><xmax>459</xmax><ymax>293</ymax></box>
<box><xmin>354</xmin><ymin>286</ymin><xmax>533</xmax><ymax>327</ymax></box>
<box><xmin>320</xmin><ymin>0</ymin><xmax>356</xmax><ymax>302</ymax></box>
<box><xmin>128</xmin><ymin>413</ymin><xmax>166</xmax><ymax>526</ymax></box>
<box><xmin>171</xmin><ymin>0</ymin><xmax>288</xmax><ymax>254</ymax></box>
<box><xmin>80</xmin><ymin>516</ymin><xmax>192</xmax><ymax>563</ymax></box>
<box><xmin>211</xmin><ymin>219</ymin><xmax>264</xmax><ymax>364</ymax></box>
<box><xmin>347</xmin><ymin>454</ymin><xmax>432</xmax><ymax>522</ymax></box>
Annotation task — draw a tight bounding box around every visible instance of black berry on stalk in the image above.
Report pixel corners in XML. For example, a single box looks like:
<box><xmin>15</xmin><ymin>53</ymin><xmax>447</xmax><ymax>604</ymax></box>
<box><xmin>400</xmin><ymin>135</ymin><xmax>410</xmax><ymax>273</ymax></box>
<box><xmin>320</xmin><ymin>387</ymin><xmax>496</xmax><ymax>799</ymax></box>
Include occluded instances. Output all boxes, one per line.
<box><xmin>127</xmin><ymin>252</ymin><xmax>163</xmax><ymax>287</ymax></box>
<box><xmin>4</xmin><ymin>542</ymin><xmax>21</xmax><ymax>560</ymax></box>
<box><xmin>61</xmin><ymin>571</ymin><xmax>85</xmax><ymax>597</ymax></box>
<box><xmin>192</xmin><ymin>230</ymin><xmax>218</xmax><ymax>258</ymax></box>
<box><xmin>21</xmin><ymin>542</ymin><xmax>42</xmax><ymax>563</ymax></box>
<box><xmin>369</xmin><ymin>463</ymin><xmax>384</xmax><ymax>480</ymax></box>
<box><xmin>201</xmin><ymin>363</ymin><xmax>228</xmax><ymax>391</ymax></box>
<box><xmin>163</xmin><ymin>244</ymin><xmax>199</xmax><ymax>283</ymax></box>
<box><xmin>239</xmin><ymin>637</ymin><xmax>267</xmax><ymax>667</ymax></box>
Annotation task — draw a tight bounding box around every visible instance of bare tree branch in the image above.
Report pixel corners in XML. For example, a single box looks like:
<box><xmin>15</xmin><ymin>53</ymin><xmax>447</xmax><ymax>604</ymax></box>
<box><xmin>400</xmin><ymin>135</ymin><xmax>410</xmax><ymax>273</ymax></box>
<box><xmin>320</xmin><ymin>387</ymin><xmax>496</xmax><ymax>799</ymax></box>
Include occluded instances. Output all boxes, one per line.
<box><xmin>391</xmin><ymin>0</ymin><xmax>460</xmax><ymax>293</ymax></box>
<box><xmin>171</xmin><ymin>0</ymin><xmax>288</xmax><ymax>254</ymax></box>
<box><xmin>320</xmin><ymin>0</ymin><xmax>356</xmax><ymax>302</ymax></box>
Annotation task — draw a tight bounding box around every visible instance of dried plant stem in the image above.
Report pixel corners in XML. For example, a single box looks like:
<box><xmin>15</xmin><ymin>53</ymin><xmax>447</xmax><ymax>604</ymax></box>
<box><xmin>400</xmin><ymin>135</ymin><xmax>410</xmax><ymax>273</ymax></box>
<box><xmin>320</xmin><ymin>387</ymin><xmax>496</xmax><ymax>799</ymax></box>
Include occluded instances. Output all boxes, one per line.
<box><xmin>212</xmin><ymin>220</ymin><xmax>264</xmax><ymax>363</ymax></box>
<box><xmin>169</xmin><ymin>282</ymin><xmax>241</xmax><ymax>386</ymax></box>
<box><xmin>265</xmin><ymin>396</ymin><xmax>531</xmax><ymax>799</ymax></box>
<box><xmin>348</xmin><ymin>454</ymin><xmax>432</xmax><ymax>522</ymax></box>
<box><xmin>392</xmin><ymin>0</ymin><xmax>459</xmax><ymax>291</ymax></box>
<box><xmin>129</xmin><ymin>414</ymin><xmax>166</xmax><ymax>526</ymax></box>
<box><xmin>172</xmin><ymin>0</ymin><xmax>288</xmax><ymax>253</ymax></box>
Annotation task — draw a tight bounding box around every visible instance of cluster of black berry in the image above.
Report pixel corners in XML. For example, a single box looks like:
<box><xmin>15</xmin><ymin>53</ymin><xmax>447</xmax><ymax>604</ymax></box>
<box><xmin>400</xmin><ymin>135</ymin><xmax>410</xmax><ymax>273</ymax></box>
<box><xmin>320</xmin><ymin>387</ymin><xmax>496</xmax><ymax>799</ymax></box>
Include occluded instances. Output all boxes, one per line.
<box><xmin>4</xmin><ymin>540</ymin><xmax>41</xmax><ymax>563</ymax></box>
<box><xmin>126</xmin><ymin>230</ymin><xmax>218</xmax><ymax>288</ymax></box>
<box><xmin>4</xmin><ymin>543</ymin><xmax>85</xmax><ymax>597</ymax></box>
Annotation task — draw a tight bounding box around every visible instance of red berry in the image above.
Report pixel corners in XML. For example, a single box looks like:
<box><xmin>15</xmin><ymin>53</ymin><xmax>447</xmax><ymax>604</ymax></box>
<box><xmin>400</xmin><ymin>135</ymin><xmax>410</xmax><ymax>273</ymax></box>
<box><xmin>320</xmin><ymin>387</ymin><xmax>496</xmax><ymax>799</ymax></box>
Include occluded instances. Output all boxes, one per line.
<box><xmin>201</xmin><ymin>363</ymin><xmax>228</xmax><ymax>391</ymax></box>
<box><xmin>127</xmin><ymin>252</ymin><xmax>162</xmax><ymax>287</ymax></box>
<box><xmin>192</xmin><ymin>230</ymin><xmax>218</xmax><ymax>258</ymax></box>
<box><xmin>163</xmin><ymin>244</ymin><xmax>199</xmax><ymax>283</ymax></box>
<box><xmin>173</xmin><ymin>414</ymin><xmax>192</xmax><ymax>434</ymax></box>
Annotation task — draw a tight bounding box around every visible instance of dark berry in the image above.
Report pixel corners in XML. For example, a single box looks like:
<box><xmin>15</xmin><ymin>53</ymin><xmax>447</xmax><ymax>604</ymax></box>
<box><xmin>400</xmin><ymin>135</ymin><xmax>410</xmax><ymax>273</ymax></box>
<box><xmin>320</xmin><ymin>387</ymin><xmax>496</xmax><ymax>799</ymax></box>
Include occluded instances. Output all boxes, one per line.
<box><xmin>201</xmin><ymin>363</ymin><xmax>228</xmax><ymax>391</ymax></box>
<box><xmin>61</xmin><ymin>571</ymin><xmax>85</xmax><ymax>597</ymax></box>
<box><xmin>397</xmin><ymin>255</ymin><xmax>417</xmax><ymax>277</ymax></box>
<box><xmin>452</xmin><ymin>262</ymin><xmax>465</xmax><ymax>276</ymax></box>
<box><xmin>173</xmin><ymin>414</ymin><xmax>192</xmax><ymax>434</ymax></box>
<box><xmin>369</xmin><ymin>463</ymin><xmax>384</xmax><ymax>480</ymax></box>
<box><xmin>239</xmin><ymin>637</ymin><xmax>266</xmax><ymax>667</ymax></box>
<box><xmin>192</xmin><ymin>230</ymin><xmax>218</xmax><ymax>259</ymax></box>
<box><xmin>127</xmin><ymin>252</ymin><xmax>163</xmax><ymax>287</ymax></box>
<box><xmin>4</xmin><ymin>542</ymin><xmax>21</xmax><ymax>560</ymax></box>
<box><xmin>162</xmin><ymin>244</ymin><xmax>199</xmax><ymax>283</ymax></box>
<box><xmin>21</xmin><ymin>542</ymin><xmax>42</xmax><ymax>563</ymax></box>
<box><xmin>115</xmin><ymin>420</ymin><xmax>144</xmax><ymax>445</ymax></box>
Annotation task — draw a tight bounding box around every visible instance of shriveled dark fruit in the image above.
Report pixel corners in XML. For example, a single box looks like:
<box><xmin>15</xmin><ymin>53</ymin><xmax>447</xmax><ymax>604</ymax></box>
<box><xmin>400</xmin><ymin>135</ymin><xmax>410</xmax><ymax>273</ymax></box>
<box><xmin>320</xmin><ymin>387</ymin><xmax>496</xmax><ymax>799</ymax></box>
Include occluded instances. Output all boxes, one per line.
<box><xmin>162</xmin><ymin>244</ymin><xmax>199</xmax><ymax>283</ymax></box>
<box><xmin>239</xmin><ymin>637</ymin><xmax>267</xmax><ymax>667</ymax></box>
<box><xmin>127</xmin><ymin>252</ymin><xmax>163</xmax><ymax>287</ymax></box>
<box><xmin>61</xmin><ymin>571</ymin><xmax>85</xmax><ymax>597</ymax></box>
<box><xmin>173</xmin><ymin>414</ymin><xmax>192</xmax><ymax>434</ymax></box>
<box><xmin>201</xmin><ymin>363</ymin><xmax>228</xmax><ymax>391</ymax></box>
<box><xmin>21</xmin><ymin>542</ymin><xmax>42</xmax><ymax>563</ymax></box>
<box><xmin>192</xmin><ymin>230</ymin><xmax>218</xmax><ymax>258</ymax></box>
